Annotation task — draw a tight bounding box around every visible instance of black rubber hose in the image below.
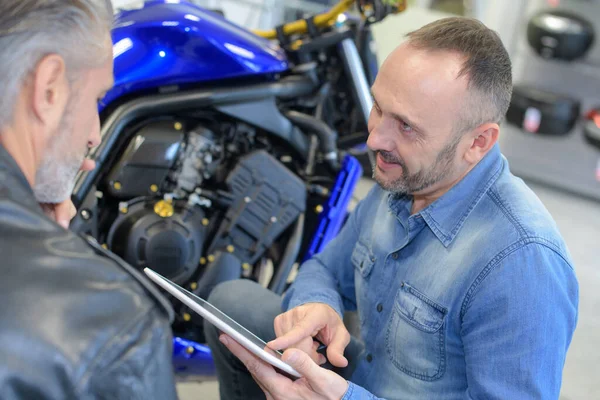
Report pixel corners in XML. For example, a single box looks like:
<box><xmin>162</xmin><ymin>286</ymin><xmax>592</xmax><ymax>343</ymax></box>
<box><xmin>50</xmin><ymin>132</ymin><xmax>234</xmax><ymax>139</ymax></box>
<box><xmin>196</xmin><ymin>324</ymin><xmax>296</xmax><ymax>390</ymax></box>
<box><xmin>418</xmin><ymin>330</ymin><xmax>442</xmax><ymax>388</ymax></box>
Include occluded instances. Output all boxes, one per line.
<box><xmin>268</xmin><ymin>214</ymin><xmax>305</xmax><ymax>295</ymax></box>
<box><xmin>315</xmin><ymin>82</ymin><xmax>331</xmax><ymax>121</ymax></box>
<box><xmin>284</xmin><ymin>111</ymin><xmax>339</xmax><ymax>169</ymax></box>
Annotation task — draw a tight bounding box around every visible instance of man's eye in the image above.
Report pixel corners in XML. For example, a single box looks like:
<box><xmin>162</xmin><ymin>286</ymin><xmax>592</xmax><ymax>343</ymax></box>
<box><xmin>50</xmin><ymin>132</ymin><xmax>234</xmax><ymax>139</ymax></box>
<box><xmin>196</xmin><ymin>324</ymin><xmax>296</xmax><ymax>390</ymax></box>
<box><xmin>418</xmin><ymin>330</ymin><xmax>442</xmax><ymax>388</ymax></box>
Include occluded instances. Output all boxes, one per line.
<box><xmin>400</xmin><ymin>120</ymin><xmax>413</xmax><ymax>133</ymax></box>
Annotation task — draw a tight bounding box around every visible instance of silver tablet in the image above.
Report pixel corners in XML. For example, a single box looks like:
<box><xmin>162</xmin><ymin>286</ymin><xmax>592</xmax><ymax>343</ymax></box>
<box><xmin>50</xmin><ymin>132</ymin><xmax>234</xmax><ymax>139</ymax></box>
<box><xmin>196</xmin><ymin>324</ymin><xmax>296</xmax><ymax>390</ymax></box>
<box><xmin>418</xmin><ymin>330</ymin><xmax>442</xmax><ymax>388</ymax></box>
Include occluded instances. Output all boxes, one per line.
<box><xmin>143</xmin><ymin>268</ymin><xmax>301</xmax><ymax>379</ymax></box>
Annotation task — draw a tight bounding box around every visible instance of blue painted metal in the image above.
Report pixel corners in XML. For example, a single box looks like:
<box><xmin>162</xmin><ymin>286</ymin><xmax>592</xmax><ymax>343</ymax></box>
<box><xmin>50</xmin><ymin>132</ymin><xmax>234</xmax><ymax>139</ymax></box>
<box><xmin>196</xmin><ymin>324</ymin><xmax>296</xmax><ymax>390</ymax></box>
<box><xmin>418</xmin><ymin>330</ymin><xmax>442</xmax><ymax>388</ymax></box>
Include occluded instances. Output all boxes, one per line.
<box><xmin>304</xmin><ymin>155</ymin><xmax>363</xmax><ymax>261</ymax></box>
<box><xmin>172</xmin><ymin>336</ymin><xmax>216</xmax><ymax>377</ymax></box>
<box><xmin>103</xmin><ymin>0</ymin><xmax>289</xmax><ymax>108</ymax></box>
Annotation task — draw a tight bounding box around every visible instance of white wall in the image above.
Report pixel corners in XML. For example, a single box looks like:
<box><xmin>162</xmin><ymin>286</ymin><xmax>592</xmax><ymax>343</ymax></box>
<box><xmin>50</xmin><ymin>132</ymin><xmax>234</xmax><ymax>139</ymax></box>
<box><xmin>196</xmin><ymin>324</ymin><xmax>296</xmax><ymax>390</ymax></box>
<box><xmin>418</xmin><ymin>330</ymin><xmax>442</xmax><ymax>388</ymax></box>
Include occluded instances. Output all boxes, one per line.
<box><xmin>111</xmin><ymin>0</ymin><xmax>141</xmax><ymax>9</ymax></box>
<box><xmin>370</xmin><ymin>1</ymin><xmax>529</xmax><ymax>66</ymax></box>
<box><xmin>370</xmin><ymin>7</ymin><xmax>454</xmax><ymax>65</ymax></box>
<box><xmin>110</xmin><ymin>0</ymin><xmax>281</xmax><ymax>30</ymax></box>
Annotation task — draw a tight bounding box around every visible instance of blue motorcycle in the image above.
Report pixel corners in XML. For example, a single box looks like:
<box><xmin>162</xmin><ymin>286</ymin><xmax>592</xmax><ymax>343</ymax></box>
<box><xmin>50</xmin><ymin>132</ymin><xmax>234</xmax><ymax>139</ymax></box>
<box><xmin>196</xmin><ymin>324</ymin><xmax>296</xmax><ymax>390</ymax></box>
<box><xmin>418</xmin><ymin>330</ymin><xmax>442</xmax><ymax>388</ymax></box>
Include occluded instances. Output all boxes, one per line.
<box><xmin>71</xmin><ymin>0</ymin><xmax>405</xmax><ymax>381</ymax></box>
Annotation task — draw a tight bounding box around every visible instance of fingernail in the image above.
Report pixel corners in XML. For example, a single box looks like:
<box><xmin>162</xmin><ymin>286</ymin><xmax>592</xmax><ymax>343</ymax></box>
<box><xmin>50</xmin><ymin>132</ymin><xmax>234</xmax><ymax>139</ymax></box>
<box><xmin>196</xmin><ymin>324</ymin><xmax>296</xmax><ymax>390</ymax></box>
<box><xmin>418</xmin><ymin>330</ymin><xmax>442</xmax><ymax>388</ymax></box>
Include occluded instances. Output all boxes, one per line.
<box><xmin>59</xmin><ymin>220</ymin><xmax>69</xmax><ymax>229</ymax></box>
<box><xmin>219</xmin><ymin>335</ymin><xmax>229</xmax><ymax>346</ymax></box>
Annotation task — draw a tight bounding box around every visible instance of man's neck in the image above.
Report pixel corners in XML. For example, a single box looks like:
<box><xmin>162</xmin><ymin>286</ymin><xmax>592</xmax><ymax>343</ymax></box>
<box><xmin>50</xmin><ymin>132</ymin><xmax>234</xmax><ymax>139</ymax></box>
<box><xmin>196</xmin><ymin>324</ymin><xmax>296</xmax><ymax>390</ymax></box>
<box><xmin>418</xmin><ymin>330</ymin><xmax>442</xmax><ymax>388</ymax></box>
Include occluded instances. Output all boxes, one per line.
<box><xmin>0</xmin><ymin>124</ymin><xmax>37</xmax><ymax>186</ymax></box>
<box><xmin>410</xmin><ymin>164</ymin><xmax>475</xmax><ymax>215</ymax></box>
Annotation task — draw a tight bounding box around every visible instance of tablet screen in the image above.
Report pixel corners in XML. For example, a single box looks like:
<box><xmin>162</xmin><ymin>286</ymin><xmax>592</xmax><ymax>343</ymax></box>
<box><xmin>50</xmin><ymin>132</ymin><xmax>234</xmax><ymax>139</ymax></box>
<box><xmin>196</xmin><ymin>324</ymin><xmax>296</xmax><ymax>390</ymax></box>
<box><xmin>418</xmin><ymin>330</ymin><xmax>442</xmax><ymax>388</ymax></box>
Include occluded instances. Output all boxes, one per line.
<box><xmin>147</xmin><ymin>269</ymin><xmax>283</xmax><ymax>359</ymax></box>
<box><xmin>180</xmin><ymin>286</ymin><xmax>283</xmax><ymax>358</ymax></box>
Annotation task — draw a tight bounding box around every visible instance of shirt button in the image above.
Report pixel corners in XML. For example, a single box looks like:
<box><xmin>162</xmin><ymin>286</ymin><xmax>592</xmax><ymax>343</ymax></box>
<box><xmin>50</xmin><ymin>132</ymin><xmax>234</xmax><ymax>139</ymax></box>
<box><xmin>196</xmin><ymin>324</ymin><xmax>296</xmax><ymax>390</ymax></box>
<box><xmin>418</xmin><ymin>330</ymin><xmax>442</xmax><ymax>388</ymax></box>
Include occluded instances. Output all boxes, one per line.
<box><xmin>366</xmin><ymin>353</ymin><xmax>373</xmax><ymax>363</ymax></box>
<box><xmin>377</xmin><ymin>303</ymin><xmax>383</xmax><ymax>312</ymax></box>
<box><xmin>391</xmin><ymin>252</ymin><xmax>399</xmax><ymax>260</ymax></box>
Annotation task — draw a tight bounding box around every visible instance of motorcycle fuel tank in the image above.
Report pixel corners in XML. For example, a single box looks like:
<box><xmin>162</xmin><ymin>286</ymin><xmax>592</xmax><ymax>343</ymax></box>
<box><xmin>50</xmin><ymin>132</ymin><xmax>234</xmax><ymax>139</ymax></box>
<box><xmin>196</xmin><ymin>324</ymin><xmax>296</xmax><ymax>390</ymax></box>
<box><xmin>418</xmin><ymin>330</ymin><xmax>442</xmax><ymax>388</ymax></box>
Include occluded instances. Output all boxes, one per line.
<box><xmin>104</xmin><ymin>0</ymin><xmax>289</xmax><ymax>107</ymax></box>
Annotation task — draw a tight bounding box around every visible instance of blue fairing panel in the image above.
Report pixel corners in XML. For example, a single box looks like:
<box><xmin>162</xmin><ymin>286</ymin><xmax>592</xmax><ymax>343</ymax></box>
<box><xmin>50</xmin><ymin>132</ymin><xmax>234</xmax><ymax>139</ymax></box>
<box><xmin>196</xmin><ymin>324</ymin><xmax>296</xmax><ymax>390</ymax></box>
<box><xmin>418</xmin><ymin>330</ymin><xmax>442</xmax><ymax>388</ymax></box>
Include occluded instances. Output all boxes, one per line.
<box><xmin>173</xmin><ymin>336</ymin><xmax>216</xmax><ymax>377</ymax></box>
<box><xmin>304</xmin><ymin>155</ymin><xmax>363</xmax><ymax>261</ymax></box>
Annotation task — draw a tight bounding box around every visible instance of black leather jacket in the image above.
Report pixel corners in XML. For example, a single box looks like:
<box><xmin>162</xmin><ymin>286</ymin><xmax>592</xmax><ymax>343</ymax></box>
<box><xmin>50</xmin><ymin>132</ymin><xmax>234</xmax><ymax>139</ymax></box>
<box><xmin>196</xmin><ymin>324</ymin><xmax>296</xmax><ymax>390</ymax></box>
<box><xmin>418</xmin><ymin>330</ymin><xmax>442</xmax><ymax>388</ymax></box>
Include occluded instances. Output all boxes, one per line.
<box><xmin>0</xmin><ymin>145</ymin><xmax>178</xmax><ymax>399</ymax></box>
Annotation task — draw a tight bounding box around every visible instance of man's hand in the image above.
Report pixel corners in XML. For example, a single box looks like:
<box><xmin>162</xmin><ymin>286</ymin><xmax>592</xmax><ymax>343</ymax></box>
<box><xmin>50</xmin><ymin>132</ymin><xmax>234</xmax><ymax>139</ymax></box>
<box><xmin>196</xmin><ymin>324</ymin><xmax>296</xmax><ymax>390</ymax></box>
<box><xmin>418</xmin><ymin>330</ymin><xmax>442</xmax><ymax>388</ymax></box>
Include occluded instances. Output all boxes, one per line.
<box><xmin>220</xmin><ymin>334</ymin><xmax>349</xmax><ymax>400</ymax></box>
<box><xmin>269</xmin><ymin>303</ymin><xmax>350</xmax><ymax>368</ymax></box>
<box><xmin>40</xmin><ymin>158</ymin><xmax>96</xmax><ymax>229</ymax></box>
<box><xmin>40</xmin><ymin>200</ymin><xmax>77</xmax><ymax>229</ymax></box>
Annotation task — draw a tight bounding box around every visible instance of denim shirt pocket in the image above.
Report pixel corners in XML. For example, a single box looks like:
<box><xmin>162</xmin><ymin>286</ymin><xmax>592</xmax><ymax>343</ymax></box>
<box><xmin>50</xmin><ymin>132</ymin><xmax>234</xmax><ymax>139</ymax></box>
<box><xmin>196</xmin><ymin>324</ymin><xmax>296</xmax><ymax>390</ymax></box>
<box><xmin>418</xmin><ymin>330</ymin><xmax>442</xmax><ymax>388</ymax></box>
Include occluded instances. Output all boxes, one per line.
<box><xmin>351</xmin><ymin>241</ymin><xmax>375</xmax><ymax>278</ymax></box>
<box><xmin>385</xmin><ymin>282</ymin><xmax>447</xmax><ymax>381</ymax></box>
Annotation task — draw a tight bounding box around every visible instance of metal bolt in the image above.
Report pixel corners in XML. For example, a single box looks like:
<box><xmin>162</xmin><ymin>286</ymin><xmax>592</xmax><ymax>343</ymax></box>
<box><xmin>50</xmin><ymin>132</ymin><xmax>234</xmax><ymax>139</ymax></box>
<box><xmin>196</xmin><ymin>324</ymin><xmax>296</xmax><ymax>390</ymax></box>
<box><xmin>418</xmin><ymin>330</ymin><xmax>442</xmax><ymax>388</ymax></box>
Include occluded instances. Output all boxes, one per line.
<box><xmin>101</xmin><ymin>243</ymin><xmax>108</xmax><ymax>249</ymax></box>
<box><xmin>80</xmin><ymin>209</ymin><xmax>91</xmax><ymax>221</ymax></box>
<box><xmin>202</xmin><ymin>218</ymin><xmax>209</xmax><ymax>226</ymax></box>
<box><xmin>174</xmin><ymin>122</ymin><xmax>183</xmax><ymax>131</ymax></box>
<box><xmin>207</xmin><ymin>254</ymin><xmax>215</xmax><ymax>263</ymax></box>
<box><xmin>183</xmin><ymin>313</ymin><xmax>191</xmax><ymax>322</ymax></box>
<box><xmin>150</xmin><ymin>184</ymin><xmax>158</xmax><ymax>193</ymax></box>
<box><xmin>242</xmin><ymin>263</ymin><xmax>251</xmax><ymax>271</ymax></box>
<box><xmin>186</xmin><ymin>346</ymin><xmax>194</xmax><ymax>355</ymax></box>
<box><xmin>244</xmin><ymin>197</ymin><xmax>251</xmax><ymax>203</ymax></box>
<box><xmin>154</xmin><ymin>200</ymin><xmax>174</xmax><ymax>218</ymax></box>
<box><xmin>315</xmin><ymin>205</ymin><xmax>324</xmax><ymax>214</ymax></box>
<box><xmin>95</xmin><ymin>191</ymin><xmax>104</xmax><ymax>199</ymax></box>
<box><xmin>113</xmin><ymin>181</ymin><xmax>122</xmax><ymax>191</ymax></box>
<box><xmin>190</xmin><ymin>282</ymin><xmax>198</xmax><ymax>290</ymax></box>
<box><xmin>270</xmin><ymin>216</ymin><xmax>277</xmax><ymax>223</ymax></box>
<box><xmin>226</xmin><ymin>245</ymin><xmax>234</xmax><ymax>253</ymax></box>
<box><xmin>199</xmin><ymin>257</ymin><xmax>207</xmax><ymax>265</ymax></box>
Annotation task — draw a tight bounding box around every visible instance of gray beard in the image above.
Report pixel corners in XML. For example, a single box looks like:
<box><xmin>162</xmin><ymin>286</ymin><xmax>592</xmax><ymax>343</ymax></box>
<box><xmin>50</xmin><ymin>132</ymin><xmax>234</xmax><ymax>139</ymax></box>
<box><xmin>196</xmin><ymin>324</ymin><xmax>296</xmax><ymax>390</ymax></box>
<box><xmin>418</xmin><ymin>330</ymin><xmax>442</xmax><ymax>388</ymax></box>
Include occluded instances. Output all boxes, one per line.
<box><xmin>372</xmin><ymin>135</ymin><xmax>460</xmax><ymax>195</ymax></box>
<box><xmin>33</xmin><ymin>94</ymin><xmax>83</xmax><ymax>203</ymax></box>
<box><xmin>33</xmin><ymin>157</ymin><xmax>81</xmax><ymax>203</ymax></box>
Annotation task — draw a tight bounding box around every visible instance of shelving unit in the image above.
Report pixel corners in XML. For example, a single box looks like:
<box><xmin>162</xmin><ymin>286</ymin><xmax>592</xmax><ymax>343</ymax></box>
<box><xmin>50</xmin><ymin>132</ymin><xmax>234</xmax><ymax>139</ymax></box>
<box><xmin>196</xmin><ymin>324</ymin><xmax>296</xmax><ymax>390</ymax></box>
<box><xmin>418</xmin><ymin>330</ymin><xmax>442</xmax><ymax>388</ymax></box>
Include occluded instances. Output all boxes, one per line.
<box><xmin>499</xmin><ymin>0</ymin><xmax>600</xmax><ymax>201</ymax></box>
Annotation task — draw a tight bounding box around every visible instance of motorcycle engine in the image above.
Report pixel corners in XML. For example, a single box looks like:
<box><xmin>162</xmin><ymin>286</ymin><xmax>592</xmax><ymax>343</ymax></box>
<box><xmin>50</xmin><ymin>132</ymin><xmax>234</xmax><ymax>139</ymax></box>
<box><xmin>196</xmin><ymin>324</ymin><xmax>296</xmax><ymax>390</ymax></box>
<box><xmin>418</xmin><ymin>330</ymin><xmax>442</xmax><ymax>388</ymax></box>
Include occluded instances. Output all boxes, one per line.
<box><xmin>107</xmin><ymin>199</ymin><xmax>207</xmax><ymax>284</ymax></box>
<box><xmin>101</xmin><ymin>120</ymin><xmax>305</xmax><ymax>286</ymax></box>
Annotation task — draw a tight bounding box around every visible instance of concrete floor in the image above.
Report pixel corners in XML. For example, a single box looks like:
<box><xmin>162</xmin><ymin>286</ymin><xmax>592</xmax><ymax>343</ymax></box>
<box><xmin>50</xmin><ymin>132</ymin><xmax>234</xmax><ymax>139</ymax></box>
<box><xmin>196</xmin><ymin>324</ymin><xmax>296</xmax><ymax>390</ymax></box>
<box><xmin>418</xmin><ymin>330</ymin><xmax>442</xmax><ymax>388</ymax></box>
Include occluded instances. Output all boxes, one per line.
<box><xmin>178</xmin><ymin>179</ymin><xmax>600</xmax><ymax>400</ymax></box>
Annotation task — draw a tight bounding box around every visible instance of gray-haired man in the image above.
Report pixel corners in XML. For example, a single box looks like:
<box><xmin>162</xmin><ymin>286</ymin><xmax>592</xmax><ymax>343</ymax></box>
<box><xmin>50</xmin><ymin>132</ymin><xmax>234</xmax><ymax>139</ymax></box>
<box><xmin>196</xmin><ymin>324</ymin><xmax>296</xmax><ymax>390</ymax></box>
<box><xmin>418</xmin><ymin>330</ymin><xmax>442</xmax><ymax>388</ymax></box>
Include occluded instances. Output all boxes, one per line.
<box><xmin>0</xmin><ymin>2</ymin><xmax>177</xmax><ymax>398</ymax></box>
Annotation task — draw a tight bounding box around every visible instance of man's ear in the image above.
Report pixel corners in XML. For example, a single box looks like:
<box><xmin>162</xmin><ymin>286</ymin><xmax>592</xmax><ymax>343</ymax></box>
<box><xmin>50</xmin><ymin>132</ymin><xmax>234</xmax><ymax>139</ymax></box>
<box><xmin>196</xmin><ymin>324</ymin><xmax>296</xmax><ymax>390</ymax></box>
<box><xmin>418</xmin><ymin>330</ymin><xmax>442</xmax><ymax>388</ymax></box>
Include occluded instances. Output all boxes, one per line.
<box><xmin>464</xmin><ymin>123</ymin><xmax>499</xmax><ymax>164</ymax></box>
<box><xmin>31</xmin><ymin>54</ymin><xmax>69</xmax><ymax>131</ymax></box>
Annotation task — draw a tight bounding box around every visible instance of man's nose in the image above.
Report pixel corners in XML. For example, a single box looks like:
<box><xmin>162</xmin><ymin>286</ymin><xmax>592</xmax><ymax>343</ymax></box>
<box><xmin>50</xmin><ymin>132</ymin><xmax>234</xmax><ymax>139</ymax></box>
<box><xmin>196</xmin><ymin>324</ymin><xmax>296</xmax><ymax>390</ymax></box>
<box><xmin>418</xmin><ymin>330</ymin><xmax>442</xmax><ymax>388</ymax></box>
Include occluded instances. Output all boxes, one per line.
<box><xmin>367</xmin><ymin>118</ymin><xmax>394</xmax><ymax>153</ymax></box>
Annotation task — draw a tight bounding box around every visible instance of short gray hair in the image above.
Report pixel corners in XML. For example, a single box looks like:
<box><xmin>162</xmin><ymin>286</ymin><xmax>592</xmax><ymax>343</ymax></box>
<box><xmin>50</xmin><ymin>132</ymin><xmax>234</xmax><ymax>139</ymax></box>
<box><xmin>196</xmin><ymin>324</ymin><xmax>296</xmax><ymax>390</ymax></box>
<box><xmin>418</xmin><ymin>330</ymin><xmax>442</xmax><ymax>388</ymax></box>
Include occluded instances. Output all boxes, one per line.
<box><xmin>407</xmin><ymin>17</ymin><xmax>513</xmax><ymax>134</ymax></box>
<box><xmin>0</xmin><ymin>0</ymin><xmax>114</xmax><ymax>129</ymax></box>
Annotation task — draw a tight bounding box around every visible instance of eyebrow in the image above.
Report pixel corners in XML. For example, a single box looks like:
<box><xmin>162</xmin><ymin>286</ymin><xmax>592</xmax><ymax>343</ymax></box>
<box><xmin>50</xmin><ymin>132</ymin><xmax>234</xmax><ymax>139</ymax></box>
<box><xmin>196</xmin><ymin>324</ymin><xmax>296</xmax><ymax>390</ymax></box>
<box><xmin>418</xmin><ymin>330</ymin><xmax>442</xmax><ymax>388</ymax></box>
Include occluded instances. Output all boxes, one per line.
<box><xmin>371</xmin><ymin>90</ymin><xmax>426</xmax><ymax>135</ymax></box>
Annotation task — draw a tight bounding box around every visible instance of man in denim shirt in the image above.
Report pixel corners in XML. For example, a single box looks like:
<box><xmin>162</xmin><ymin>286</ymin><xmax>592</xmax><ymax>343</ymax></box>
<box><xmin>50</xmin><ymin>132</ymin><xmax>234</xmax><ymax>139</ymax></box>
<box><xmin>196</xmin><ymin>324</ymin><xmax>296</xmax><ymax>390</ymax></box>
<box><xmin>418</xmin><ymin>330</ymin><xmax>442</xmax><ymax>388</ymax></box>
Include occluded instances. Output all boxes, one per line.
<box><xmin>206</xmin><ymin>17</ymin><xmax>579</xmax><ymax>400</ymax></box>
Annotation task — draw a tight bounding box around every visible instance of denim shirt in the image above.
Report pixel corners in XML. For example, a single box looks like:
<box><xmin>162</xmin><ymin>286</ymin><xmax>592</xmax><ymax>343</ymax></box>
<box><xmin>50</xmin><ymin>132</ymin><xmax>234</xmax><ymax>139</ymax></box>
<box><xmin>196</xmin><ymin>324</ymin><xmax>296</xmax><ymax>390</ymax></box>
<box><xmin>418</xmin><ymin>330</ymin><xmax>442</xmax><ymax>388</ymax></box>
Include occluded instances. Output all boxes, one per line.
<box><xmin>284</xmin><ymin>144</ymin><xmax>578</xmax><ymax>400</ymax></box>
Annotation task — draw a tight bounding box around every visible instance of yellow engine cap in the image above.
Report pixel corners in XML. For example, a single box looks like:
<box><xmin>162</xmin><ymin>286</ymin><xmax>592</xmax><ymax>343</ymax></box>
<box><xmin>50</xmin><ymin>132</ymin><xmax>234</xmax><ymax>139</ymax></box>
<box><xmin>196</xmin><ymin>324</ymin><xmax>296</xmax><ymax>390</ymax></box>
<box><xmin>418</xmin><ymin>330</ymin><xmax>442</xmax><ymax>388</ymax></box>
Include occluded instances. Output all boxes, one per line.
<box><xmin>154</xmin><ymin>200</ymin><xmax>174</xmax><ymax>218</ymax></box>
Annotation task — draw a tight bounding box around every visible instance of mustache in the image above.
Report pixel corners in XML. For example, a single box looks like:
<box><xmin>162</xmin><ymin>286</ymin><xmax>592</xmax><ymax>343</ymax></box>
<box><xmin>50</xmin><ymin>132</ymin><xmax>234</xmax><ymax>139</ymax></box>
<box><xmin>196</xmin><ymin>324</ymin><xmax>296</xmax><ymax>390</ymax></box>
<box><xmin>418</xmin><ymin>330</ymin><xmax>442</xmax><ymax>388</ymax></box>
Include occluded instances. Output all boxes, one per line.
<box><xmin>376</xmin><ymin>151</ymin><xmax>406</xmax><ymax>167</ymax></box>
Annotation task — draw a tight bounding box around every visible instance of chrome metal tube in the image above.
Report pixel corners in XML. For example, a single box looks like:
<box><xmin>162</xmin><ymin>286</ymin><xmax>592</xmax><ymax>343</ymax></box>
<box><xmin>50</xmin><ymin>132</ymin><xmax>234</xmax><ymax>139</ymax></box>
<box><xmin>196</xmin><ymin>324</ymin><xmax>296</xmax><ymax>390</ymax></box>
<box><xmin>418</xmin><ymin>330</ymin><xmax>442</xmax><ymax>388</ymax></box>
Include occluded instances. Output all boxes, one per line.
<box><xmin>338</xmin><ymin>37</ymin><xmax>373</xmax><ymax>127</ymax></box>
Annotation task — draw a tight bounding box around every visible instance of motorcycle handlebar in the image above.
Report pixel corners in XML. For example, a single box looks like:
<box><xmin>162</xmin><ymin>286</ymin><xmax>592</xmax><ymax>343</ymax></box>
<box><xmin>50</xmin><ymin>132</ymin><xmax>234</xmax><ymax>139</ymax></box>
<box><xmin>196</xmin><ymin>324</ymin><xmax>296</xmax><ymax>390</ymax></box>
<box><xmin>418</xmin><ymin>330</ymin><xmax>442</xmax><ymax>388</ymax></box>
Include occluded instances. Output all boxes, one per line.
<box><xmin>252</xmin><ymin>0</ymin><xmax>406</xmax><ymax>40</ymax></box>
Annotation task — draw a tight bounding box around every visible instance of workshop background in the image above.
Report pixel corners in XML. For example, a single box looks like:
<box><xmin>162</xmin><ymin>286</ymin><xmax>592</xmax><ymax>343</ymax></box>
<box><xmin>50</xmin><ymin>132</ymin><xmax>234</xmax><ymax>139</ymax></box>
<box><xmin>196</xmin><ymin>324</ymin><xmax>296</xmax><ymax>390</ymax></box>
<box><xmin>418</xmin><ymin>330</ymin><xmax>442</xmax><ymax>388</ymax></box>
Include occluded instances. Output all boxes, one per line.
<box><xmin>108</xmin><ymin>1</ymin><xmax>600</xmax><ymax>399</ymax></box>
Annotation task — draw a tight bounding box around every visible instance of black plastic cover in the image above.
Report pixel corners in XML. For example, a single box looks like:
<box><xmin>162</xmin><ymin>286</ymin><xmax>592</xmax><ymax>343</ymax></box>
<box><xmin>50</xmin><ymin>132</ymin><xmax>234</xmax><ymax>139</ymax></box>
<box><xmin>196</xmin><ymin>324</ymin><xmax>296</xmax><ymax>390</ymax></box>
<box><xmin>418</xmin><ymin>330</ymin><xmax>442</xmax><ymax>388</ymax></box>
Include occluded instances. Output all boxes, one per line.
<box><xmin>106</xmin><ymin>121</ymin><xmax>184</xmax><ymax>198</ymax></box>
<box><xmin>506</xmin><ymin>86</ymin><xmax>580</xmax><ymax>136</ymax></box>
<box><xmin>107</xmin><ymin>200</ymin><xmax>207</xmax><ymax>284</ymax></box>
<box><xmin>207</xmin><ymin>150</ymin><xmax>306</xmax><ymax>264</ymax></box>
